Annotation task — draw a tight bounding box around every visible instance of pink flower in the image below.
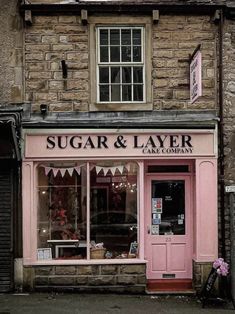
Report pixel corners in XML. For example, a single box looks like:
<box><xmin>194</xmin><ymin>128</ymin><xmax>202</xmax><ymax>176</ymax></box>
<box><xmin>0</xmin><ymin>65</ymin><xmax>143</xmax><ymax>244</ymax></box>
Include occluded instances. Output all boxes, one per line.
<box><xmin>213</xmin><ymin>258</ymin><xmax>224</xmax><ymax>269</ymax></box>
<box><xmin>214</xmin><ymin>258</ymin><xmax>229</xmax><ymax>276</ymax></box>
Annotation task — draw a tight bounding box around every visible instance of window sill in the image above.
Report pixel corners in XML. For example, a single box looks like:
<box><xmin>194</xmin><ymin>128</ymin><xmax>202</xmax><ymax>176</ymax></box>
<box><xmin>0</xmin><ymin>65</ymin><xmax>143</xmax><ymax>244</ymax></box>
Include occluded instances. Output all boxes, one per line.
<box><xmin>89</xmin><ymin>102</ymin><xmax>153</xmax><ymax>112</ymax></box>
<box><xmin>24</xmin><ymin>258</ymin><xmax>147</xmax><ymax>266</ymax></box>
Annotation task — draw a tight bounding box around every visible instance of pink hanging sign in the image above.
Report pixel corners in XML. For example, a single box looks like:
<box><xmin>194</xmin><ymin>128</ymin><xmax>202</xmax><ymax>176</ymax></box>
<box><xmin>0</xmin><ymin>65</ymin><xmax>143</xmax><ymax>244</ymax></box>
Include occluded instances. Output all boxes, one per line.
<box><xmin>190</xmin><ymin>49</ymin><xmax>202</xmax><ymax>104</ymax></box>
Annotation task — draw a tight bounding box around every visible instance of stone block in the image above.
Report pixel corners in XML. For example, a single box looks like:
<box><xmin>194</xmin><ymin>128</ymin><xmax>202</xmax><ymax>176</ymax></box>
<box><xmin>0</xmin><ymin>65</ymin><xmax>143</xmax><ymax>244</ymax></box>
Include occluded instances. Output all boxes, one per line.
<box><xmin>35</xmin><ymin>276</ymin><xmax>49</xmax><ymax>286</ymax></box>
<box><xmin>49</xmin><ymin>103</ymin><xmax>73</xmax><ymax>112</ymax></box>
<box><xmin>34</xmin><ymin>16</ymin><xmax>58</xmax><ymax>25</ymax></box>
<box><xmin>52</xmin><ymin>44</ymin><xmax>74</xmax><ymax>51</ymax></box>
<box><xmin>153</xmin><ymin>79</ymin><xmax>168</xmax><ymax>88</ymax></box>
<box><xmin>174</xmin><ymin>90</ymin><xmax>190</xmax><ymax>100</ymax></box>
<box><xmin>59</xmin><ymin>36</ymin><xmax>68</xmax><ymax>43</ymax></box>
<box><xmin>29</xmin><ymin>72</ymin><xmax>52</xmax><ymax>79</ymax></box>
<box><xmin>59</xmin><ymin>91</ymin><xmax>88</xmax><ymax>101</ymax></box>
<box><xmin>68</xmin><ymin>35</ymin><xmax>88</xmax><ymax>43</ymax></box>
<box><xmin>49</xmin><ymin>80</ymin><xmax>64</xmax><ymax>90</ymax></box>
<box><xmin>88</xmin><ymin>275</ymin><xmax>116</xmax><ymax>286</ymax></box>
<box><xmin>72</xmin><ymin>71</ymin><xmax>89</xmax><ymax>79</ymax></box>
<box><xmin>66</xmin><ymin>61</ymin><xmax>88</xmax><ymax>70</ymax></box>
<box><xmin>35</xmin><ymin>92</ymin><xmax>57</xmax><ymax>101</ymax></box>
<box><xmin>26</xmin><ymin>62</ymin><xmax>47</xmax><ymax>72</ymax></box>
<box><xmin>162</xmin><ymin>101</ymin><xmax>185</xmax><ymax>110</ymax></box>
<box><xmin>59</xmin><ymin>16</ymin><xmax>77</xmax><ymax>24</ymax></box>
<box><xmin>100</xmin><ymin>265</ymin><xmax>118</xmax><ymax>275</ymax></box>
<box><xmin>54</xmin><ymin>25</ymin><xmax>87</xmax><ymax>34</ymax></box>
<box><xmin>67</xmin><ymin>52</ymin><xmax>88</xmax><ymax>61</ymax></box>
<box><xmin>55</xmin><ymin>266</ymin><xmax>76</xmax><ymax>275</ymax></box>
<box><xmin>49</xmin><ymin>276</ymin><xmax>75</xmax><ymax>286</ymax></box>
<box><xmin>154</xmin><ymin>50</ymin><xmax>174</xmax><ymax>58</ymax></box>
<box><xmin>42</xmin><ymin>36</ymin><xmax>58</xmax><ymax>44</ymax></box>
<box><xmin>26</xmin><ymin>80</ymin><xmax>47</xmax><ymax>91</ymax></box>
<box><xmin>120</xmin><ymin>265</ymin><xmax>145</xmax><ymax>274</ymax></box>
<box><xmin>25</xmin><ymin>53</ymin><xmax>44</xmax><ymax>61</ymax></box>
<box><xmin>25</xmin><ymin>34</ymin><xmax>42</xmax><ymax>43</ymax></box>
<box><xmin>74</xmin><ymin>43</ymin><xmax>88</xmax><ymax>51</ymax></box>
<box><xmin>25</xmin><ymin>44</ymin><xmax>50</xmax><ymax>52</ymax></box>
<box><xmin>45</xmin><ymin>53</ymin><xmax>65</xmax><ymax>61</ymax></box>
<box><xmin>117</xmin><ymin>275</ymin><xmax>136</xmax><ymax>285</ymax></box>
<box><xmin>53</xmin><ymin>72</ymin><xmax>72</xmax><ymax>80</ymax></box>
<box><xmin>73</xmin><ymin>101</ymin><xmax>89</xmax><ymax>111</ymax></box>
<box><xmin>137</xmin><ymin>275</ymin><xmax>147</xmax><ymax>284</ymax></box>
<box><xmin>66</xmin><ymin>80</ymin><xmax>88</xmax><ymax>91</ymax></box>
<box><xmin>77</xmin><ymin>265</ymin><xmax>99</xmax><ymax>275</ymax></box>
<box><xmin>50</xmin><ymin>62</ymin><xmax>60</xmax><ymax>71</ymax></box>
<box><xmin>35</xmin><ymin>267</ymin><xmax>53</xmax><ymax>276</ymax></box>
<box><xmin>76</xmin><ymin>276</ymin><xmax>88</xmax><ymax>285</ymax></box>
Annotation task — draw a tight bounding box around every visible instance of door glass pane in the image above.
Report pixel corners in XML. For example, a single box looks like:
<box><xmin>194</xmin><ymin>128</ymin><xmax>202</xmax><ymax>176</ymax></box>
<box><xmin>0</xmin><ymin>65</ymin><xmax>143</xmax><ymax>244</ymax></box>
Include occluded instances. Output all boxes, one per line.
<box><xmin>151</xmin><ymin>180</ymin><xmax>185</xmax><ymax>235</ymax></box>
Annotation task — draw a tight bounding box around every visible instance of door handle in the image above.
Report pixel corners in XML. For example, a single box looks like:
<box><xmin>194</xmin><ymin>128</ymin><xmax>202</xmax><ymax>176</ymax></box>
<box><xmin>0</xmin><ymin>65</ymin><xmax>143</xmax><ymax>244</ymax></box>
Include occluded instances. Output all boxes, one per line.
<box><xmin>147</xmin><ymin>226</ymin><xmax>150</xmax><ymax>234</ymax></box>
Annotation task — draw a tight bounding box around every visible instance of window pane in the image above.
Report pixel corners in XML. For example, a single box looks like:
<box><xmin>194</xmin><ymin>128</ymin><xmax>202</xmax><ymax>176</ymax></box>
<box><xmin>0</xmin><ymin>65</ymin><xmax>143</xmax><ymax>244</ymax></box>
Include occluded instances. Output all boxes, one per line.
<box><xmin>133</xmin><ymin>29</ymin><xmax>141</xmax><ymax>45</ymax></box>
<box><xmin>110</xmin><ymin>29</ymin><xmax>120</xmax><ymax>45</ymax></box>
<box><xmin>100</xmin><ymin>85</ymin><xmax>109</xmax><ymax>101</ymax></box>
<box><xmin>133</xmin><ymin>84</ymin><xmax>143</xmax><ymax>101</ymax></box>
<box><xmin>121</xmin><ymin>46</ymin><xmax>131</xmax><ymax>62</ymax></box>
<box><xmin>133</xmin><ymin>46</ymin><xmax>141</xmax><ymax>62</ymax></box>
<box><xmin>122</xmin><ymin>67</ymin><xmax>131</xmax><ymax>83</ymax></box>
<box><xmin>111</xmin><ymin>67</ymin><xmax>120</xmax><ymax>83</ymax></box>
<box><xmin>152</xmin><ymin>181</ymin><xmax>185</xmax><ymax>235</ymax></box>
<box><xmin>111</xmin><ymin>85</ymin><xmax>120</xmax><ymax>101</ymax></box>
<box><xmin>100</xmin><ymin>29</ymin><xmax>108</xmax><ymax>45</ymax></box>
<box><xmin>37</xmin><ymin>164</ymin><xmax>87</xmax><ymax>260</ymax></box>
<box><xmin>100</xmin><ymin>46</ymin><xmax>109</xmax><ymax>62</ymax></box>
<box><xmin>110</xmin><ymin>46</ymin><xmax>120</xmax><ymax>62</ymax></box>
<box><xmin>133</xmin><ymin>67</ymin><xmax>143</xmax><ymax>83</ymax></box>
<box><xmin>121</xmin><ymin>29</ymin><xmax>131</xmax><ymax>45</ymax></box>
<box><xmin>122</xmin><ymin>84</ymin><xmax>132</xmax><ymax>101</ymax></box>
<box><xmin>90</xmin><ymin>161</ymin><xmax>138</xmax><ymax>259</ymax></box>
<box><xmin>99</xmin><ymin>67</ymin><xmax>109</xmax><ymax>83</ymax></box>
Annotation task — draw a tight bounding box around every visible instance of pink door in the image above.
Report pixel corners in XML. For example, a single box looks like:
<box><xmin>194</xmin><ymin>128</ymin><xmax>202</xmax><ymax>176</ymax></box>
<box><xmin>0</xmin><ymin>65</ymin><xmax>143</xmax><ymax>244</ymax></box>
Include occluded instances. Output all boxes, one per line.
<box><xmin>145</xmin><ymin>175</ymin><xmax>192</xmax><ymax>280</ymax></box>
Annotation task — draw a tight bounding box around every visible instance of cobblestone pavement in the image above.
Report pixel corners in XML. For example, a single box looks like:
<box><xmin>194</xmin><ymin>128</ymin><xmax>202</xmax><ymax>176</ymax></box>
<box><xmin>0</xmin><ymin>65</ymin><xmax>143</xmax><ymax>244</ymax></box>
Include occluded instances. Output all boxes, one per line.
<box><xmin>0</xmin><ymin>293</ymin><xmax>234</xmax><ymax>314</ymax></box>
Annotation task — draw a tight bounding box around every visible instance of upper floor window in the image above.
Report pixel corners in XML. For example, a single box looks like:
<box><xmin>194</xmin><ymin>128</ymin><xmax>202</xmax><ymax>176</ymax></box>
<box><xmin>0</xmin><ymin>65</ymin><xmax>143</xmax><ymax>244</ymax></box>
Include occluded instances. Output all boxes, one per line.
<box><xmin>97</xmin><ymin>27</ymin><xmax>145</xmax><ymax>103</ymax></box>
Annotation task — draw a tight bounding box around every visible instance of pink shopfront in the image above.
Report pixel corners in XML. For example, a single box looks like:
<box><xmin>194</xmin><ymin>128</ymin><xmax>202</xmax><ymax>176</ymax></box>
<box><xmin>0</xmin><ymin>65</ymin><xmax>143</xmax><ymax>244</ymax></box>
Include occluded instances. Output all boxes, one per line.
<box><xmin>22</xmin><ymin>128</ymin><xmax>218</xmax><ymax>290</ymax></box>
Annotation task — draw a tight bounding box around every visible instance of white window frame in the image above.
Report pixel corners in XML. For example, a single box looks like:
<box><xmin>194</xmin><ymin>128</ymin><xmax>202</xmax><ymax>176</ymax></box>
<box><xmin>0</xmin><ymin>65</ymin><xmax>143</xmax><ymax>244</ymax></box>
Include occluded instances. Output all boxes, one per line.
<box><xmin>96</xmin><ymin>26</ymin><xmax>146</xmax><ymax>104</ymax></box>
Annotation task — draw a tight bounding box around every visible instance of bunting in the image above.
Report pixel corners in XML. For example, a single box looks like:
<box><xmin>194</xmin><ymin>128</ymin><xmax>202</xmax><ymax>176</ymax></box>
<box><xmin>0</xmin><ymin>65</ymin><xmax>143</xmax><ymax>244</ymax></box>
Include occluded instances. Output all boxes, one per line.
<box><xmin>41</xmin><ymin>164</ymin><xmax>84</xmax><ymax>177</ymax></box>
<box><xmin>41</xmin><ymin>163</ymin><xmax>131</xmax><ymax>177</ymax></box>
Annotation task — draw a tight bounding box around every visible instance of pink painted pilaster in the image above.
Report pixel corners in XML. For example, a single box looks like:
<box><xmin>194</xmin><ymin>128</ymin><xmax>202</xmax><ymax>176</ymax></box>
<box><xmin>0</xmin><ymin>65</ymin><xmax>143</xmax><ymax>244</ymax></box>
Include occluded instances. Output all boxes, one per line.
<box><xmin>195</xmin><ymin>158</ymin><xmax>218</xmax><ymax>262</ymax></box>
<box><xmin>22</xmin><ymin>161</ymin><xmax>36</xmax><ymax>264</ymax></box>
<box><xmin>137</xmin><ymin>161</ymin><xmax>145</xmax><ymax>260</ymax></box>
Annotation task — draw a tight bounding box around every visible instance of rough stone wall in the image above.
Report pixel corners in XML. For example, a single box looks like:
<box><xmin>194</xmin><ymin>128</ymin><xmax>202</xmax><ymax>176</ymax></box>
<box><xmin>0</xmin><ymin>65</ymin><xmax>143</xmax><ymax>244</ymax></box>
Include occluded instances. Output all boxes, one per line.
<box><xmin>0</xmin><ymin>0</ymin><xmax>23</xmax><ymax>103</ymax></box>
<box><xmin>152</xmin><ymin>15</ymin><xmax>217</xmax><ymax>110</ymax></box>
<box><xmin>23</xmin><ymin>264</ymin><xmax>146</xmax><ymax>293</ymax></box>
<box><xmin>223</xmin><ymin>19</ymin><xmax>235</xmax><ymax>263</ymax></box>
<box><xmin>25</xmin><ymin>15</ymin><xmax>89</xmax><ymax>112</ymax></box>
<box><xmin>24</xmin><ymin>13</ymin><xmax>217</xmax><ymax>112</ymax></box>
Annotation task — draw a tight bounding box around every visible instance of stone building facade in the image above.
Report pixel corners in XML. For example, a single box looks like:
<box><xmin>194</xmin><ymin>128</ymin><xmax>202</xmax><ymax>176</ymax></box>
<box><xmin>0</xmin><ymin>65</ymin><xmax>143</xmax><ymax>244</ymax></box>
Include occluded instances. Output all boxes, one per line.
<box><xmin>0</xmin><ymin>0</ymin><xmax>23</xmax><ymax>292</ymax></box>
<box><xmin>12</xmin><ymin>0</ymin><xmax>234</xmax><ymax>294</ymax></box>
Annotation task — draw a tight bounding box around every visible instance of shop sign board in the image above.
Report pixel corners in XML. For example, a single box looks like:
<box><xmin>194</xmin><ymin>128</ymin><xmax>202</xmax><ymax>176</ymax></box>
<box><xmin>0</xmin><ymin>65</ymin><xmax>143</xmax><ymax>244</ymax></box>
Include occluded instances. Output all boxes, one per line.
<box><xmin>190</xmin><ymin>48</ymin><xmax>202</xmax><ymax>103</ymax></box>
<box><xmin>24</xmin><ymin>131</ymin><xmax>216</xmax><ymax>159</ymax></box>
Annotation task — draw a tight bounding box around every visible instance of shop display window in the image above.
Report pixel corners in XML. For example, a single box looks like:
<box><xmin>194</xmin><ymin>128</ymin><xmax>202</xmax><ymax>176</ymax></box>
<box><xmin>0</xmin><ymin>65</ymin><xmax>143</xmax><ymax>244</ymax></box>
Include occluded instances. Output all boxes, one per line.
<box><xmin>37</xmin><ymin>161</ymin><xmax>138</xmax><ymax>260</ymax></box>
